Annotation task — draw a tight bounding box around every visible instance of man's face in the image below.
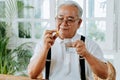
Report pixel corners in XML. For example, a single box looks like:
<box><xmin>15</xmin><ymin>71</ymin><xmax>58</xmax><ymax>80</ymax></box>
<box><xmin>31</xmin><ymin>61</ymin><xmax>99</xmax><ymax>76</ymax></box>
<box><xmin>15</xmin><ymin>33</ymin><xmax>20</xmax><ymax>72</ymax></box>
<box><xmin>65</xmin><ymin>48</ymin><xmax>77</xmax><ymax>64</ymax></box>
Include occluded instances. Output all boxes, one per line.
<box><xmin>56</xmin><ymin>5</ymin><xmax>82</xmax><ymax>39</ymax></box>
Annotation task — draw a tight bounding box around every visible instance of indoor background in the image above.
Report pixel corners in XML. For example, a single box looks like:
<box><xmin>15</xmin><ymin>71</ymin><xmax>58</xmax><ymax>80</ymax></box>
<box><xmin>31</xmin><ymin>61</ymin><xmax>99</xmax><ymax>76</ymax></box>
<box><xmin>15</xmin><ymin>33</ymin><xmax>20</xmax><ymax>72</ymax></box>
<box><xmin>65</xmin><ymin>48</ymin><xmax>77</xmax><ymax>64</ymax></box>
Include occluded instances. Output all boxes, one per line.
<box><xmin>0</xmin><ymin>0</ymin><xmax>120</xmax><ymax>79</ymax></box>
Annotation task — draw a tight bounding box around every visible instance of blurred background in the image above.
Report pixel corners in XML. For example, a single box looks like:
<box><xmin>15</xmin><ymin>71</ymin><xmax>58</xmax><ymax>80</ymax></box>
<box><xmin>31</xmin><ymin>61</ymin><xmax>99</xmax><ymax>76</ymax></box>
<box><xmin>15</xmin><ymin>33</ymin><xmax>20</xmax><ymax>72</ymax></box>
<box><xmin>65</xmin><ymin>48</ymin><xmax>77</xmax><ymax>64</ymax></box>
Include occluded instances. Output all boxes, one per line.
<box><xmin>0</xmin><ymin>0</ymin><xmax>120</xmax><ymax>79</ymax></box>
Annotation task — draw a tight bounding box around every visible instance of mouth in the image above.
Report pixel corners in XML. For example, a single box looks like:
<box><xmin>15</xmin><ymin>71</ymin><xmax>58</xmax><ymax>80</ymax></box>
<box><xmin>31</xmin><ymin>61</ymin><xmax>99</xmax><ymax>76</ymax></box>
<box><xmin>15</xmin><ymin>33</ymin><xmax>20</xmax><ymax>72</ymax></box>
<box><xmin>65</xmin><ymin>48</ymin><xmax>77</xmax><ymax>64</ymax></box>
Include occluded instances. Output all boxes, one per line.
<box><xmin>60</xmin><ymin>28</ymin><xmax>69</xmax><ymax>32</ymax></box>
<box><xmin>60</xmin><ymin>27</ymin><xmax>69</xmax><ymax>31</ymax></box>
<box><xmin>58</xmin><ymin>26</ymin><xmax>70</xmax><ymax>37</ymax></box>
<box><xmin>60</xmin><ymin>25</ymin><xmax>69</xmax><ymax>29</ymax></box>
<box><xmin>59</xmin><ymin>28</ymin><xmax>69</xmax><ymax>36</ymax></box>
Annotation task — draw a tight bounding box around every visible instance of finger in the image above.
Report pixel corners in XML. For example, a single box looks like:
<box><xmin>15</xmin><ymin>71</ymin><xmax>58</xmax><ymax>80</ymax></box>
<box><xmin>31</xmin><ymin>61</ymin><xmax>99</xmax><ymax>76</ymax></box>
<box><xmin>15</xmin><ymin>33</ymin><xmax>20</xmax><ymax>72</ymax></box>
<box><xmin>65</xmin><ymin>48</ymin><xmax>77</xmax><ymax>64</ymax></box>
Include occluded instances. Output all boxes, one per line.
<box><xmin>76</xmin><ymin>47</ymin><xmax>84</xmax><ymax>55</ymax></box>
<box><xmin>72</xmin><ymin>40</ymin><xmax>81</xmax><ymax>48</ymax></box>
<box><xmin>76</xmin><ymin>40</ymin><xmax>85</xmax><ymax>47</ymax></box>
<box><xmin>72</xmin><ymin>42</ymin><xmax>77</xmax><ymax>47</ymax></box>
<box><xmin>45</xmin><ymin>34</ymin><xmax>53</xmax><ymax>39</ymax></box>
<box><xmin>45</xmin><ymin>30</ymin><xmax>57</xmax><ymax>35</ymax></box>
<box><xmin>46</xmin><ymin>38</ymin><xmax>55</xmax><ymax>46</ymax></box>
<box><xmin>53</xmin><ymin>33</ymin><xmax>58</xmax><ymax>39</ymax></box>
<box><xmin>52</xmin><ymin>31</ymin><xmax>59</xmax><ymax>39</ymax></box>
<box><xmin>44</xmin><ymin>30</ymin><xmax>58</xmax><ymax>40</ymax></box>
<box><xmin>76</xmin><ymin>47</ymin><xmax>83</xmax><ymax>52</ymax></box>
<box><xmin>77</xmin><ymin>48</ymin><xmax>87</xmax><ymax>57</ymax></box>
<box><xmin>75</xmin><ymin>43</ymin><xmax>82</xmax><ymax>48</ymax></box>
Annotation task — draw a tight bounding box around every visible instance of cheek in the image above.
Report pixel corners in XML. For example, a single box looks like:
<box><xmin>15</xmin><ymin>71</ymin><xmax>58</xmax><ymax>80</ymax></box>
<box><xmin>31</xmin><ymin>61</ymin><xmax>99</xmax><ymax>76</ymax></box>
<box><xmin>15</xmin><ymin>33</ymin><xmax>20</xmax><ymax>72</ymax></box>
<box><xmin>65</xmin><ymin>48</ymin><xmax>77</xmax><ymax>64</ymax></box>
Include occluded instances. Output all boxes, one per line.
<box><xmin>70</xmin><ymin>26</ymin><xmax>78</xmax><ymax>32</ymax></box>
<box><xmin>56</xmin><ymin>23</ymin><xmax>60</xmax><ymax>29</ymax></box>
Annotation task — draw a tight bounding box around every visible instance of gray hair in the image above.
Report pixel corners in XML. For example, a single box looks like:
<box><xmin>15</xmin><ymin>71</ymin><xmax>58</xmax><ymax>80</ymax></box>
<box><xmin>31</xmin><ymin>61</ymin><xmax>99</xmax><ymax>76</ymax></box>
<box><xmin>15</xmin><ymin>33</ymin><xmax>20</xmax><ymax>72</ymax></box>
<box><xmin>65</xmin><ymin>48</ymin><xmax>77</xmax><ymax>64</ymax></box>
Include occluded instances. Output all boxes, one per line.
<box><xmin>57</xmin><ymin>1</ymin><xmax>83</xmax><ymax>18</ymax></box>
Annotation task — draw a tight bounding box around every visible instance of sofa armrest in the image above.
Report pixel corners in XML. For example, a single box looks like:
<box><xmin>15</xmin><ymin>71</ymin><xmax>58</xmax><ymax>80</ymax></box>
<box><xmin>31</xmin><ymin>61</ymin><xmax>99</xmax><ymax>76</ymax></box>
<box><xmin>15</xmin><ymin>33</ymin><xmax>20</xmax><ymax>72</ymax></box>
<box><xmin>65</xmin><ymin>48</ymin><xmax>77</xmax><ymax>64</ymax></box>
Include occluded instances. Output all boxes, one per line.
<box><xmin>93</xmin><ymin>61</ymin><xmax>116</xmax><ymax>80</ymax></box>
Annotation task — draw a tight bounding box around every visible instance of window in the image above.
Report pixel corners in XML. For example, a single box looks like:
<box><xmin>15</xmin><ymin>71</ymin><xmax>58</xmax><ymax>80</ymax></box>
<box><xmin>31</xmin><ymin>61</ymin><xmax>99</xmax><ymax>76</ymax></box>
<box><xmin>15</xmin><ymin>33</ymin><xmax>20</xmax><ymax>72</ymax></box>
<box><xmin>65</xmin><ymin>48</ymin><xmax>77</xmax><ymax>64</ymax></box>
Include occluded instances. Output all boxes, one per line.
<box><xmin>65</xmin><ymin>0</ymin><xmax>114</xmax><ymax>51</ymax></box>
<box><xmin>0</xmin><ymin>0</ymin><xmax>5</xmax><ymax>18</ymax></box>
<box><xmin>0</xmin><ymin>0</ymin><xmax>115</xmax><ymax>59</ymax></box>
<box><xmin>67</xmin><ymin>0</ymin><xmax>114</xmax><ymax>61</ymax></box>
<box><xmin>0</xmin><ymin>0</ymin><xmax>118</xmax><ymax>76</ymax></box>
<box><xmin>17</xmin><ymin>0</ymin><xmax>52</xmax><ymax>40</ymax></box>
<box><xmin>0</xmin><ymin>0</ymin><xmax>57</xmax><ymax>46</ymax></box>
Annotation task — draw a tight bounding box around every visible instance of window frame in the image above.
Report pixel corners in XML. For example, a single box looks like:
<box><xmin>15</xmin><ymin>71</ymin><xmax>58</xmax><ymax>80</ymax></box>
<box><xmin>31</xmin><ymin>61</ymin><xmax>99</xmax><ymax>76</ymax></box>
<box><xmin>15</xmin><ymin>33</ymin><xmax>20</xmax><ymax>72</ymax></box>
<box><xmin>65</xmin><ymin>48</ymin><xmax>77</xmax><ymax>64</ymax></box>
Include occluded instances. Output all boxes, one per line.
<box><xmin>0</xmin><ymin>0</ymin><xmax>115</xmax><ymax>52</ymax></box>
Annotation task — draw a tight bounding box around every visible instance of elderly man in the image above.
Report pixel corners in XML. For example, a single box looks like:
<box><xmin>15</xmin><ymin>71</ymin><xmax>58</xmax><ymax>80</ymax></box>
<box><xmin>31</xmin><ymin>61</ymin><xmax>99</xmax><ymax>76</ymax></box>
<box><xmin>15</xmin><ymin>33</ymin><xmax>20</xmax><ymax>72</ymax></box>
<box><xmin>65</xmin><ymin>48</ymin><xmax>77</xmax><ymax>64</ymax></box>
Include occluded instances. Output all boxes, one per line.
<box><xmin>28</xmin><ymin>1</ymin><xmax>108</xmax><ymax>80</ymax></box>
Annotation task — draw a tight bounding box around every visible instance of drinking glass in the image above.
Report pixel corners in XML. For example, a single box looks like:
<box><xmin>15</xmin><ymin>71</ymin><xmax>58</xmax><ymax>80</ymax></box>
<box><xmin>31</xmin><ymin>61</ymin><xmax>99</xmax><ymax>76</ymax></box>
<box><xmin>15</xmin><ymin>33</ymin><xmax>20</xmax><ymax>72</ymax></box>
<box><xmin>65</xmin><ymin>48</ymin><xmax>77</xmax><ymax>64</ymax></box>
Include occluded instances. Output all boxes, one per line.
<box><xmin>64</xmin><ymin>39</ymin><xmax>76</xmax><ymax>54</ymax></box>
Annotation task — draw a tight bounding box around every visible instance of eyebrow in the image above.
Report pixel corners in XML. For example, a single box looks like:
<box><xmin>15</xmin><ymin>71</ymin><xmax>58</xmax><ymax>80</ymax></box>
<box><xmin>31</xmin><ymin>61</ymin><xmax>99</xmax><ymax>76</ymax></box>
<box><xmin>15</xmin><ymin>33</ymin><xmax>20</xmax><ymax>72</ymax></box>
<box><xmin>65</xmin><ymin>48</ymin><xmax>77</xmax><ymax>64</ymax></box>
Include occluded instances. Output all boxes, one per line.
<box><xmin>67</xmin><ymin>16</ymin><xmax>75</xmax><ymax>19</ymax></box>
<box><xmin>58</xmin><ymin>15</ymin><xmax>75</xmax><ymax>19</ymax></box>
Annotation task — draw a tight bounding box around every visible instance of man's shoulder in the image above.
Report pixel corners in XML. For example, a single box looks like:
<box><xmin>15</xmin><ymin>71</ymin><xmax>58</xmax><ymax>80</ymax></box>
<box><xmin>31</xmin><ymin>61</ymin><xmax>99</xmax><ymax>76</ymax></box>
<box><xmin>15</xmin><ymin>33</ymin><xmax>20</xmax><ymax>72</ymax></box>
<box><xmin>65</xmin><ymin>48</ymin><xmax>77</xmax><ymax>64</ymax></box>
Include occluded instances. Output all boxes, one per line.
<box><xmin>77</xmin><ymin>33</ymin><xmax>97</xmax><ymax>45</ymax></box>
<box><xmin>76</xmin><ymin>33</ymin><xmax>85</xmax><ymax>37</ymax></box>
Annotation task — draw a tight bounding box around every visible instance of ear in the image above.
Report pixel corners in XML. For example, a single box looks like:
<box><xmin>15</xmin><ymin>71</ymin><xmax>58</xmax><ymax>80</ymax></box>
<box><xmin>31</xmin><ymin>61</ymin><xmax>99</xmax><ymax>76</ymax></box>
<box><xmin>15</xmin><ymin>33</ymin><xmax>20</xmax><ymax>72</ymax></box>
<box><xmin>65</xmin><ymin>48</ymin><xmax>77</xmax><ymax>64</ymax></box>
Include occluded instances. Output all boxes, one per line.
<box><xmin>77</xmin><ymin>19</ymin><xmax>82</xmax><ymax>28</ymax></box>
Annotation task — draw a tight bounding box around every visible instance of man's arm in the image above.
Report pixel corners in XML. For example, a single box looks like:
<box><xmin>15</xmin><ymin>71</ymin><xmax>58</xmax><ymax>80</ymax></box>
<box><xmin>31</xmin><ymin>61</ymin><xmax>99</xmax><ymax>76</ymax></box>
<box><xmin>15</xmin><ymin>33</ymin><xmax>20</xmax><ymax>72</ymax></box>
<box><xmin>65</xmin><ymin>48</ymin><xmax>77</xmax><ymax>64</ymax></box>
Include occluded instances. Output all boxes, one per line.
<box><xmin>28</xmin><ymin>47</ymin><xmax>49</xmax><ymax>79</ymax></box>
<box><xmin>27</xmin><ymin>30</ymin><xmax>57</xmax><ymax>79</ymax></box>
<box><xmin>84</xmin><ymin>52</ymin><xmax>108</xmax><ymax>79</ymax></box>
<box><xmin>73</xmin><ymin>40</ymin><xmax>108</xmax><ymax>79</ymax></box>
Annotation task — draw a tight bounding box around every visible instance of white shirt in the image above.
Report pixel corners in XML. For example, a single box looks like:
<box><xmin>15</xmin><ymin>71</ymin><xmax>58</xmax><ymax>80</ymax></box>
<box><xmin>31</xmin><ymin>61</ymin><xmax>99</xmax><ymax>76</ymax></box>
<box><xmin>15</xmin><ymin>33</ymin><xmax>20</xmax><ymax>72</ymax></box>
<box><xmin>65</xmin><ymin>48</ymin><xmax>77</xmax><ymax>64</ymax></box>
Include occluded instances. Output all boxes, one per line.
<box><xmin>30</xmin><ymin>33</ymin><xmax>106</xmax><ymax>80</ymax></box>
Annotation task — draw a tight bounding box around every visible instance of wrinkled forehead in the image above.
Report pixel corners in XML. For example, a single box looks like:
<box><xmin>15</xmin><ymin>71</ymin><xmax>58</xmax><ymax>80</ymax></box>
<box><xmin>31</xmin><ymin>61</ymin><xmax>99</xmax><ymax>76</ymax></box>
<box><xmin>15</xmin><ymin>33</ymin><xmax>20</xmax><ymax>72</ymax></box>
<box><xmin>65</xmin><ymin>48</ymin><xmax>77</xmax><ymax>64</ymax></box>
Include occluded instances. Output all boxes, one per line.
<box><xmin>57</xmin><ymin>5</ymin><xmax>79</xmax><ymax>18</ymax></box>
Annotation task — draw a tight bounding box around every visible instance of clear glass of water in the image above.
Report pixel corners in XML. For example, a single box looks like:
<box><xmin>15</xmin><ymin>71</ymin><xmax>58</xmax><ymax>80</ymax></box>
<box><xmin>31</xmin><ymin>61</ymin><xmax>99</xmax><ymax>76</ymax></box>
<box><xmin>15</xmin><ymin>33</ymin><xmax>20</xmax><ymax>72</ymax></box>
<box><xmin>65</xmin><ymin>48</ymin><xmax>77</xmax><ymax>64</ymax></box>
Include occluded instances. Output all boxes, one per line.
<box><xmin>64</xmin><ymin>39</ymin><xmax>76</xmax><ymax>54</ymax></box>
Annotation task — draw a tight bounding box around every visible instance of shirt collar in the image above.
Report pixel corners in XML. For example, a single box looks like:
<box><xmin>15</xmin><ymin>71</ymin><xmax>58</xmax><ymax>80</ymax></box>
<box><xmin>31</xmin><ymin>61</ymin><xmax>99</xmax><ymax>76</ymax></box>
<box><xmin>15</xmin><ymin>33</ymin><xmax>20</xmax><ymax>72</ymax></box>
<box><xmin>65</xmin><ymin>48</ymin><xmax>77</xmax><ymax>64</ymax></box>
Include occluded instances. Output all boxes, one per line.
<box><xmin>56</xmin><ymin>37</ymin><xmax>64</xmax><ymax>44</ymax></box>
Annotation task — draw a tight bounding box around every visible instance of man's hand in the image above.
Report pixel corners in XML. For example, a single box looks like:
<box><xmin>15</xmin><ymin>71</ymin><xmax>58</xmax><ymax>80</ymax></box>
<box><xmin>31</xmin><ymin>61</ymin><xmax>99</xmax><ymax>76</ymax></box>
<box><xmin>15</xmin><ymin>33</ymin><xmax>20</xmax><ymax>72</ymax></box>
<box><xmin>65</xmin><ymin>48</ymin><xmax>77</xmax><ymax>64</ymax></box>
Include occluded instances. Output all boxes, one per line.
<box><xmin>43</xmin><ymin>30</ymin><xmax>58</xmax><ymax>49</ymax></box>
<box><xmin>72</xmin><ymin>40</ymin><xmax>89</xmax><ymax>57</ymax></box>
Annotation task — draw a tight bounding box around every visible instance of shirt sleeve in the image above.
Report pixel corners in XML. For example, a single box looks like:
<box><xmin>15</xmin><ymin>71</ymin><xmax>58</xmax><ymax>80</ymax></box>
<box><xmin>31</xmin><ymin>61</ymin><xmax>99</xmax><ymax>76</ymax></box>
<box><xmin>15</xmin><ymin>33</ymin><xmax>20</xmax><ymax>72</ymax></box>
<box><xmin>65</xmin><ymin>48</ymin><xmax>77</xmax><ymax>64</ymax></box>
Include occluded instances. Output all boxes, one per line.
<box><xmin>85</xmin><ymin>38</ymin><xmax>106</xmax><ymax>62</ymax></box>
<box><xmin>29</xmin><ymin>40</ymin><xmax>46</xmax><ymax>78</ymax></box>
<box><xmin>85</xmin><ymin>38</ymin><xmax>107</xmax><ymax>79</ymax></box>
<box><xmin>30</xmin><ymin>41</ymin><xmax>43</xmax><ymax>62</ymax></box>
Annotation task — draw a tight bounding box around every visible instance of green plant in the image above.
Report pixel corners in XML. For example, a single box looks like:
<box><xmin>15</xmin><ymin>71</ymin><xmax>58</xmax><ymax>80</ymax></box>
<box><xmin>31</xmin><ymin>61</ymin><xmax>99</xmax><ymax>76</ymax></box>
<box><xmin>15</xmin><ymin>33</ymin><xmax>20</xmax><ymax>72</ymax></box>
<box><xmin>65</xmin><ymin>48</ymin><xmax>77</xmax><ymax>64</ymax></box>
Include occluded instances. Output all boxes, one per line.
<box><xmin>0</xmin><ymin>37</ymin><xmax>34</xmax><ymax>75</ymax></box>
<box><xmin>18</xmin><ymin>22</ymin><xmax>31</xmax><ymax>38</ymax></box>
<box><xmin>0</xmin><ymin>21</ymin><xmax>16</xmax><ymax>74</ymax></box>
<box><xmin>0</xmin><ymin>0</ymin><xmax>35</xmax><ymax>75</ymax></box>
<box><xmin>0</xmin><ymin>32</ymin><xmax>16</xmax><ymax>74</ymax></box>
<box><xmin>0</xmin><ymin>37</ymin><xmax>13</xmax><ymax>74</ymax></box>
<box><xmin>0</xmin><ymin>22</ymin><xmax>34</xmax><ymax>75</ymax></box>
<box><xmin>0</xmin><ymin>22</ymin><xmax>6</xmax><ymax>38</ymax></box>
<box><xmin>12</xmin><ymin>42</ymin><xmax>34</xmax><ymax>76</ymax></box>
<box><xmin>17</xmin><ymin>0</ymin><xmax>34</xmax><ymax>38</ymax></box>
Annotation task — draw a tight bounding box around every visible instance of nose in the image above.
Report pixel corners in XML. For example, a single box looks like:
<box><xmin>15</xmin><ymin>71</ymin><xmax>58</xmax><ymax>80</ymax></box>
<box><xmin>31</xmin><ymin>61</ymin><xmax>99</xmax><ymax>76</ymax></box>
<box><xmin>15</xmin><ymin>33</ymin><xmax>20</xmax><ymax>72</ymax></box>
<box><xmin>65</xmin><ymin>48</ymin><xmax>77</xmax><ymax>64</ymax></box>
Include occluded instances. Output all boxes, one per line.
<box><xmin>61</xmin><ymin>20</ymin><xmax>68</xmax><ymax>26</ymax></box>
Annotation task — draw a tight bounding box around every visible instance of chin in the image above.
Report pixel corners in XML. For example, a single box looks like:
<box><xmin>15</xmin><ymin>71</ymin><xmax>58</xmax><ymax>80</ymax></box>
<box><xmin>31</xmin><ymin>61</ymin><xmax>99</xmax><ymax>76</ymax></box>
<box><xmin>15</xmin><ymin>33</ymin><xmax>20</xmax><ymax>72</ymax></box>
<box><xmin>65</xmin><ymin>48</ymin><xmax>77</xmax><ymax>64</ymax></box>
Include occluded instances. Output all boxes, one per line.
<box><xmin>59</xmin><ymin>35</ymin><xmax>72</xmax><ymax>39</ymax></box>
<box><xmin>59</xmin><ymin>33</ymin><xmax>73</xmax><ymax>39</ymax></box>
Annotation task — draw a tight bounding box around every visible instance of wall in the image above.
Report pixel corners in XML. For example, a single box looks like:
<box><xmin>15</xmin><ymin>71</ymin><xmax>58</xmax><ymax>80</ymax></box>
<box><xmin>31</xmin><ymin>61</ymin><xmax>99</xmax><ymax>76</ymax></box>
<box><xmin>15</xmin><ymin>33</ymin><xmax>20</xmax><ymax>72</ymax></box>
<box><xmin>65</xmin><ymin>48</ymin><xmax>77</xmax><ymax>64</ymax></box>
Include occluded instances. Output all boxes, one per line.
<box><xmin>118</xmin><ymin>3</ymin><xmax>120</xmax><ymax>52</ymax></box>
<box><xmin>114</xmin><ymin>0</ymin><xmax>120</xmax><ymax>80</ymax></box>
